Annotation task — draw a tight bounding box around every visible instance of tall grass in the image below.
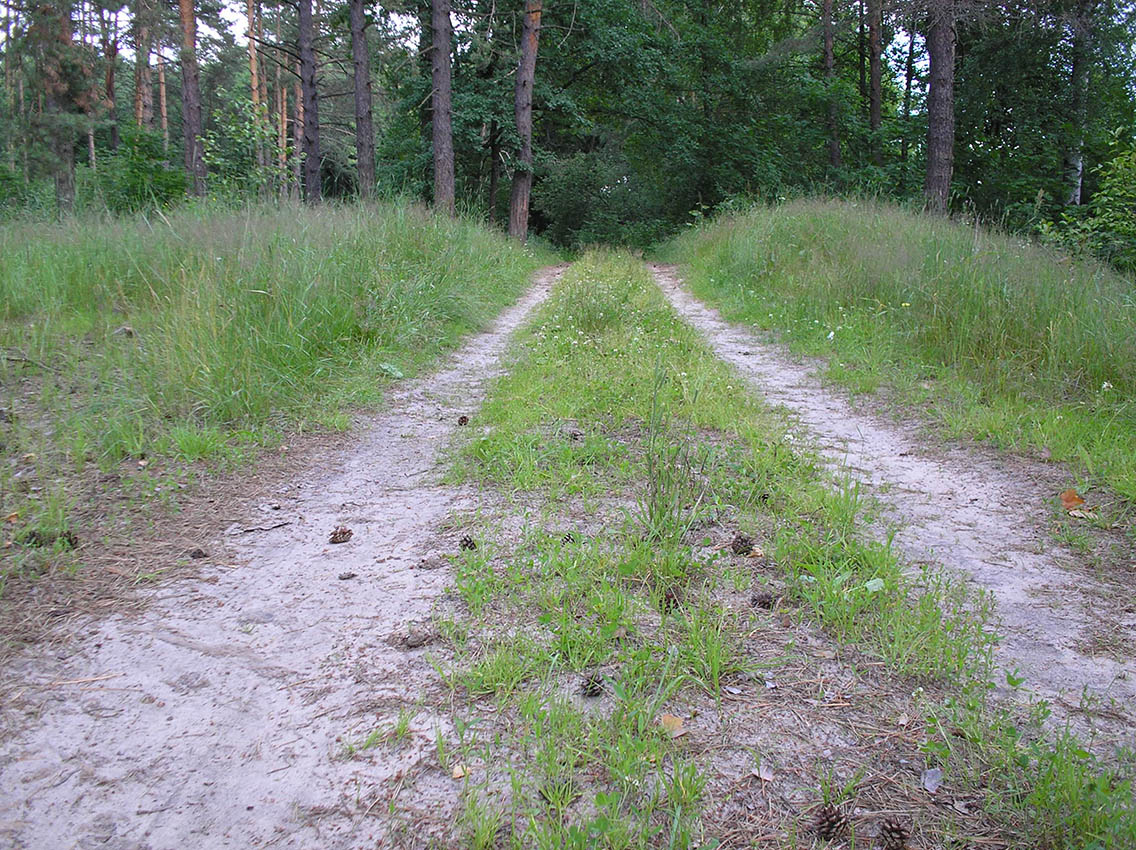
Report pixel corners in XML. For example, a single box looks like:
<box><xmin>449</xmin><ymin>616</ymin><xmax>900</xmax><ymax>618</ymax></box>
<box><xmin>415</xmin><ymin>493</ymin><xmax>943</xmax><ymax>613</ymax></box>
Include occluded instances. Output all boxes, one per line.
<box><xmin>0</xmin><ymin>201</ymin><xmax>547</xmax><ymax>583</ymax></box>
<box><xmin>663</xmin><ymin>198</ymin><xmax>1136</xmax><ymax>499</ymax></box>
<box><xmin>0</xmin><ymin>201</ymin><xmax>545</xmax><ymax>449</ymax></box>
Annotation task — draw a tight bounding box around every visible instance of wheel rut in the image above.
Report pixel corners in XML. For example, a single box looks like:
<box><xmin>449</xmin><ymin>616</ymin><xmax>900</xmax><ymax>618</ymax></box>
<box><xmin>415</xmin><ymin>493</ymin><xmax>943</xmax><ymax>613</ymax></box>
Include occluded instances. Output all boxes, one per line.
<box><xmin>651</xmin><ymin>263</ymin><xmax>1136</xmax><ymax>741</ymax></box>
<box><xmin>0</xmin><ymin>266</ymin><xmax>564</xmax><ymax>850</ymax></box>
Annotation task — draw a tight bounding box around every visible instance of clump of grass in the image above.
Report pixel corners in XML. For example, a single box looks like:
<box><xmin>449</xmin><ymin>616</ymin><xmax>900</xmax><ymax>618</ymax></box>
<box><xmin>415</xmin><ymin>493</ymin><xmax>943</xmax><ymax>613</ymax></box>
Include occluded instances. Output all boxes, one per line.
<box><xmin>662</xmin><ymin>198</ymin><xmax>1136</xmax><ymax>500</ymax></box>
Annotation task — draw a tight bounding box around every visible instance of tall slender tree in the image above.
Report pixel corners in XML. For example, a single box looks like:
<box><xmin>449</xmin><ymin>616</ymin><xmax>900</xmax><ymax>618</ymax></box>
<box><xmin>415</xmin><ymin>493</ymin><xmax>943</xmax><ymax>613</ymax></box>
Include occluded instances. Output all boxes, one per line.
<box><xmin>298</xmin><ymin>0</ymin><xmax>320</xmax><ymax>202</ymax></box>
<box><xmin>133</xmin><ymin>0</ymin><xmax>153</xmax><ymax>127</ymax></box>
<box><xmin>431</xmin><ymin>0</ymin><xmax>454</xmax><ymax>215</ymax></box>
<box><xmin>1064</xmin><ymin>0</ymin><xmax>1095</xmax><ymax>205</ymax></box>
<box><xmin>350</xmin><ymin>0</ymin><xmax>374</xmax><ymax>198</ymax></box>
<box><xmin>868</xmin><ymin>0</ymin><xmax>882</xmax><ymax>165</ymax></box>
<box><xmin>98</xmin><ymin>5</ymin><xmax>119</xmax><ymax>149</ymax></box>
<box><xmin>177</xmin><ymin>0</ymin><xmax>205</xmax><ymax>194</ymax></box>
<box><xmin>508</xmin><ymin>0</ymin><xmax>541</xmax><ymax>239</ymax></box>
<box><xmin>924</xmin><ymin>0</ymin><xmax>956</xmax><ymax>213</ymax></box>
<box><xmin>823</xmin><ymin>0</ymin><xmax>841</xmax><ymax>168</ymax></box>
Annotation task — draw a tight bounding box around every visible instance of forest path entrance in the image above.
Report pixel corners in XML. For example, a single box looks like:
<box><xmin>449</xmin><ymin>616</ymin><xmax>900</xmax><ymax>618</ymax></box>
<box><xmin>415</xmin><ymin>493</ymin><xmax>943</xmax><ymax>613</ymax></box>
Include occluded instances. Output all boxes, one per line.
<box><xmin>651</xmin><ymin>263</ymin><xmax>1136</xmax><ymax>740</ymax></box>
<box><xmin>0</xmin><ymin>266</ymin><xmax>563</xmax><ymax>850</ymax></box>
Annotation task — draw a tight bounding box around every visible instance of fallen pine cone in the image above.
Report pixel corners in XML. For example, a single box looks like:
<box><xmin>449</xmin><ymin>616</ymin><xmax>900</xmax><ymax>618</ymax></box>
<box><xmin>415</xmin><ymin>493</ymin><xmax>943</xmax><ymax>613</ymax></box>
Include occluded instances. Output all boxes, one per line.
<box><xmin>457</xmin><ymin>415</ymin><xmax>469</xmax><ymax>426</ymax></box>
<box><xmin>580</xmin><ymin>672</ymin><xmax>604</xmax><ymax>697</ymax></box>
<box><xmin>877</xmin><ymin>815</ymin><xmax>909</xmax><ymax>849</ymax></box>
<box><xmin>730</xmin><ymin>533</ymin><xmax>754</xmax><ymax>556</ymax></box>
<box><xmin>329</xmin><ymin>525</ymin><xmax>353</xmax><ymax>544</ymax></box>
<box><xmin>459</xmin><ymin>534</ymin><xmax>477</xmax><ymax>551</ymax></box>
<box><xmin>750</xmin><ymin>590</ymin><xmax>776</xmax><ymax>610</ymax></box>
<box><xmin>562</xmin><ymin>531</ymin><xmax>576</xmax><ymax>544</ymax></box>
<box><xmin>813</xmin><ymin>802</ymin><xmax>849</xmax><ymax>840</ymax></box>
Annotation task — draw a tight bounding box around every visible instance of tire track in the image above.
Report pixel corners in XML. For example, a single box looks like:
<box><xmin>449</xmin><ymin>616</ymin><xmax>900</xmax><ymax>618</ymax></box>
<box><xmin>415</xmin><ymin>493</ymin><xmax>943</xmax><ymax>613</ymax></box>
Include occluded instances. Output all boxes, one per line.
<box><xmin>651</xmin><ymin>263</ymin><xmax>1136</xmax><ymax>741</ymax></box>
<box><xmin>0</xmin><ymin>266</ymin><xmax>564</xmax><ymax>850</ymax></box>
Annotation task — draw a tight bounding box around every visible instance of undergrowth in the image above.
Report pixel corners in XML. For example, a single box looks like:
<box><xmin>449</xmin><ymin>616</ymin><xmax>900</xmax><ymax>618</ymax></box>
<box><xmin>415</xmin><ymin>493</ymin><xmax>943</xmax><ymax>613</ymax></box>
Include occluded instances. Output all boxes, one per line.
<box><xmin>660</xmin><ymin>198</ymin><xmax>1136</xmax><ymax>503</ymax></box>
<box><xmin>425</xmin><ymin>253</ymin><xmax>1135</xmax><ymax>847</ymax></box>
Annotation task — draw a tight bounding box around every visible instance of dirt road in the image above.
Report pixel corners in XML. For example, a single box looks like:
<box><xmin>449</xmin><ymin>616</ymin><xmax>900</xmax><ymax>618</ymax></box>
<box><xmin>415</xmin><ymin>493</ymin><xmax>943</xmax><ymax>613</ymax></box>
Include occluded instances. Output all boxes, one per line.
<box><xmin>2</xmin><ymin>260</ymin><xmax>1133</xmax><ymax>849</ymax></box>
<box><xmin>652</xmin><ymin>263</ymin><xmax>1136</xmax><ymax>739</ymax></box>
<box><xmin>0</xmin><ymin>267</ymin><xmax>562</xmax><ymax>850</ymax></box>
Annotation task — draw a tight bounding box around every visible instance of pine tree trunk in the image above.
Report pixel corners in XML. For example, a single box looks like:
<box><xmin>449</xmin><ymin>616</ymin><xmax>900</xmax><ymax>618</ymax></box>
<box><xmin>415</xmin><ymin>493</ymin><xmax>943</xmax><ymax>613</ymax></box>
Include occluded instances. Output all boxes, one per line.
<box><xmin>298</xmin><ymin>0</ymin><xmax>321</xmax><ymax>203</ymax></box>
<box><xmin>823</xmin><ymin>0</ymin><xmax>841</xmax><ymax>168</ymax></box>
<box><xmin>508</xmin><ymin>0</ymin><xmax>542</xmax><ymax>240</ymax></box>
<box><xmin>923</xmin><ymin>1</ymin><xmax>955</xmax><ymax>214</ymax></box>
<box><xmin>868</xmin><ymin>0</ymin><xmax>882</xmax><ymax>166</ymax></box>
<box><xmin>431</xmin><ymin>0</ymin><xmax>455</xmax><ymax>215</ymax></box>
<box><xmin>350</xmin><ymin>0</ymin><xmax>375</xmax><ymax>198</ymax></box>
<box><xmin>158</xmin><ymin>57</ymin><xmax>168</xmax><ymax>152</ymax></box>
<box><xmin>900</xmin><ymin>24</ymin><xmax>915</xmax><ymax>165</ymax></box>
<box><xmin>488</xmin><ymin>119</ymin><xmax>500</xmax><ymax>225</ymax></box>
<box><xmin>858</xmin><ymin>0</ymin><xmax>867</xmax><ymax>118</ymax></box>
<box><xmin>178</xmin><ymin>0</ymin><xmax>205</xmax><ymax>195</ymax></box>
<box><xmin>293</xmin><ymin>62</ymin><xmax>303</xmax><ymax>200</ymax></box>
<box><xmin>100</xmin><ymin>10</ymin><xmax>119</xmax><ymax>149</ymax></box>
<box><xmin>134</xmin><ymin>1</ymin><xmax>153</xmax><ymax>128</ymax></box>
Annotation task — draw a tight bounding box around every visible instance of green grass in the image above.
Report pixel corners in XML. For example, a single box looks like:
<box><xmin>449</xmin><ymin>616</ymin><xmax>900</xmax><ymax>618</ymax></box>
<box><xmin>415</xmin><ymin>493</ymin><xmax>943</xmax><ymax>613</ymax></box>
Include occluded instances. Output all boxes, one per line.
<box><xmin>0</xmin><ymin>200</ymin><xmax>548</xmax><ymax>588</ymax></box>
<box><xmin>435</xmin><ymin>252</ymin><xmax>1130</xmax><ymax>848</ymax></box>
<box><xmin>660</xmin><ymin>198</ymin><xmax>1136</xmax><ymax>502</ymax></box>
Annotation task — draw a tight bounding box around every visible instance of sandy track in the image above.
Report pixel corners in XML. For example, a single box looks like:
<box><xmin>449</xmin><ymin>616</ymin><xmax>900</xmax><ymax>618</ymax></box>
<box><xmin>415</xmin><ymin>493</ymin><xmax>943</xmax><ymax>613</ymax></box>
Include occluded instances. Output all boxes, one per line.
<box><xmin>0</xmin><ymin>267</ymin><xmax>562</xmax><ymax>850</ymax></box>
<box><xmin>651</xmin><ymin>264</ymin><xmax>1136</xmax><ymax>740</ymax></box>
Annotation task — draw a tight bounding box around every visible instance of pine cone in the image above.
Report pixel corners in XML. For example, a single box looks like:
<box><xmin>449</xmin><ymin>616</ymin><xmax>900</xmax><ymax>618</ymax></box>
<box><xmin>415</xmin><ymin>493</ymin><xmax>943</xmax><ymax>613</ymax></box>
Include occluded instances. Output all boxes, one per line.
<box><xmin>457</xmin><ymin>415</ymin><xmax>469</xmax><ymax>426</ymax></box>
<box><xmin>750</xmin><ymin>590</ymin><xmax>776</xmax><ymax>610</ymax></box>
<box><xmin>459</xmin><ymin>534</ymin><xmax>477</xmax><ymax>551</ymax></box>
<box><xmin>580</xmin><ymin>672</ymin><xmax>604</xmax><ymax>697</ymax></box>
<box><xmin>562</xmin><ymin>531</ymin><xmax>576</xmax><ymax>544</ymax></box>
<box><xmin>813</xmin><ymin>803</ymin><xmax>848</xmax><ymax>840</ymax></box>
<box><xmin>877</xmin><ymin>816</ymin><xmax>909</xmax><ymax>849</ymax></box>
<box><xmin>730</xmin><ymin>533</ymin><xmax>754</xmax><ymax>555</ymax></box>
<box><xmin>660</xmin><ymin>586</ymin><xmax>682</xmax><ymax>612</ymax></box>
<box><xmin>329</xmin><ymin>525</ymin><xmax>353</xmax><ymax>544</ymax></box>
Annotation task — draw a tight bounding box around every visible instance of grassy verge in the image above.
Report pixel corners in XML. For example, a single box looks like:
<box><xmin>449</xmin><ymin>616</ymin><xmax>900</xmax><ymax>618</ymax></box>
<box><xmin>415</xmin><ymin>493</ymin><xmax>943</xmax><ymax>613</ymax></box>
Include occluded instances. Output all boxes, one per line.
<box><xmin>659</xmin><ymin>198</ymin><xmax>1136</xmax><ymax>506</ymax></box>
<box><xmin>421</xmin><ymin>252</ymin><xmax>1135</xmax><ymax>847</ymax></box>
<box><xmin>0</xmin><ymin>201</ymin><xmax>548</xmax><ymax>592</ymax></box>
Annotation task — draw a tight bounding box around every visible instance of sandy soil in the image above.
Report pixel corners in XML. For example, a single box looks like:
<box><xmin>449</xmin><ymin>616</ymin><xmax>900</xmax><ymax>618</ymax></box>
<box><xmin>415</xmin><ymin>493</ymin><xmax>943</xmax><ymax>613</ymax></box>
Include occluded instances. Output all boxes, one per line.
<box><xmin>0</xmin><ymin>267</ymin><xmax>563</xmax><ymax>850</ymax></box>
<box><xmin>651</xmin><ymin>264</ymin><xmax>1136</xmax><ymax>742</ymax></box>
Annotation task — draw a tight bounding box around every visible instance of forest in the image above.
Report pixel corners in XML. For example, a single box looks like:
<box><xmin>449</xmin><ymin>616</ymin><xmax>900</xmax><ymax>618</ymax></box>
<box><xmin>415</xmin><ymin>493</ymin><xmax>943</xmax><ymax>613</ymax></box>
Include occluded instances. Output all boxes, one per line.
<box><xmin>3</xmin><ymin>2</ymin><xmax>1136</xmax><ymax>848</ymax></box>
<box><xmin>1</xmin><ymin>0</ymin><xmax>1135</xmax><ymax>267</ymax></box>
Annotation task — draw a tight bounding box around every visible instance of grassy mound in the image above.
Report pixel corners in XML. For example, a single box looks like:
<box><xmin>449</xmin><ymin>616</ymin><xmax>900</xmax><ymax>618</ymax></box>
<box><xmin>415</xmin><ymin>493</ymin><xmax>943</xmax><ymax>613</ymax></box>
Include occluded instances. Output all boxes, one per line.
<box><xmin>662</xmin><ymin>198</ymin><xmax>1136</xmax><ymax>501</ymax></box>
<box><xmin>0</xmin><ymin>201</ymin><xmax>548</xmax><ymax>587</ymax></box>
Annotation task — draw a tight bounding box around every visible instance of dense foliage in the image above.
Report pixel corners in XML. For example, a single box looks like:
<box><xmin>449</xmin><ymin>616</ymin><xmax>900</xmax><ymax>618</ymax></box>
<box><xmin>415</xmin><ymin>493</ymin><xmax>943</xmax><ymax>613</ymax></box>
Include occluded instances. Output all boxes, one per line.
<box><xmin>0</xmin><ymin>0</ymin><xmax>1134</xmax><ymax>263</ymax></box>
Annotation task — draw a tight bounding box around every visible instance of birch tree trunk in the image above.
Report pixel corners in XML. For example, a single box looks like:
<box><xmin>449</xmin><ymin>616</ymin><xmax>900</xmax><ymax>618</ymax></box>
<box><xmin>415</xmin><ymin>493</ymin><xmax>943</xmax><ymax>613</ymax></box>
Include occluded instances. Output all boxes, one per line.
<box><xmin>1064</xmin><ymin>0</ymin><xmax>1093</xmax><ymax>205</ymax></box>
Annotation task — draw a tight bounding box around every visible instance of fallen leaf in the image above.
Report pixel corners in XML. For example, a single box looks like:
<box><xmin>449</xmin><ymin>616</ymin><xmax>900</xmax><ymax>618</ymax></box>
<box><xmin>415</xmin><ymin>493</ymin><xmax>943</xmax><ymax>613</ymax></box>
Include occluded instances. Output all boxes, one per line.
<box><xmin>751</xmin><ymin>763</ymin><xmax>775</xmax><ymax>782</ymax></box>
<box><xmin>897</xmin><ymin>712</ymin><xmax>910</xmax><ymax>727</ymax></box>
<box><xmin>723</xmin><ymin>686</ymin><xmax>742</xmax><ymax>695</ymax></box>
<box><xmin>659</xmin><ymin>713</ymin><xmax>686</xmax><ymax>738</ymax></box>
<box><xmin>952</xmin><ymin>799</ymin><xmax>971</xmax><ymax>815</ymax></box>
<box><xmin>1060</xmin><ymin>489</ymin><xmax>1085</xmax><ymax>510</ymax></box>
<box><xmin>137</xmin><ymin>459</ymin><xmax>149</xmax><ymax>469</ymax></box>
<box><xmin>452</xmin><ymin>763</ymin><xmax>467</xmax><ymax>779</ymax></box>
<box><xmin>4</xmin><ymin>511</ymin><xmax>18</xmax><ymax>523</ymax></box>
<box><xmin>747</xmin><ymin>547</ymin><xmax>766</xmax><ymax>559</ymax></box>
<box><xmin>921</xmin><ymin>767</ymin><xmax>944</xmax><ymax>794</ymax></box>
<box><xmin>1067</xmin><ymin>509</ymin><xmax>1096</xmax><ymax>519</ymax></box>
